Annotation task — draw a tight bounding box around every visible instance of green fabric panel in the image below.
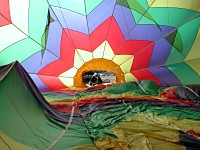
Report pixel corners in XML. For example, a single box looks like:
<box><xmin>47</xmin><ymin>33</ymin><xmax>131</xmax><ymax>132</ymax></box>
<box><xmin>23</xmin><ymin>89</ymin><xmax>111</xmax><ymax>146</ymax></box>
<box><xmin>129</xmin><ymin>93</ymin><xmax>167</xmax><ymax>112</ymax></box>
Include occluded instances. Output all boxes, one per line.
<box><xmin>103</xmin><ymin>80</ymin><xmax>158</xmax><ymax>95</ymax></box>
<box><xmin>84</xmin><ymin>105</ymin><xmax>133</xmax><ymax>139</ymax></box>
<box><xmin>136</xmin><ymin>0</ymin><xmax>149</xmax><ymax>9</ymax></box>
<box><xmin>48</xmin><ymin>0</ymin><xmax>86</xmax><ymax>15</ymax></box>
<box><xmin>76</xmin><ymin>81</ymin><xmax>159</xmax><ymax>98</ymax></box>
<box><xmin>167</xmin><ymin>62</ymin><xmax>200</xmax><ymax>85</ymax></box>
<box><xmin>138</xmin><ymin>8</ymin><xmax>199</xmax><ymax>27</ymax></box>
<box><xmin>41</xmin><ymin>27</ymin><xmax>48</xmax><ymax>49</ymax></box>
<box><xmin>0</xmin><ymin>64</ymin><xmax>92</xmax><ymax>149</ymax></box>
<box><xmin>76</xmin><ymin>90</ymin><xmax>102</xmax><ymax>98</ymax></box>
<box><xmin>165</xmin><ymin>17</ymin><xmax>200</xmax><ymax>63</ymax></box>
<box><xmin>139</xmin><ymin>80</ymin><xmax>159</xmax><ymax>95</ymax></box>
<box><xmin>0</xmin><ymin>38</ymin><xmax>42</xmax><ymax>66</ymax></box>
<box><xmin>165</xmin><ymin>29</ymin><xmax>177</xmax><ymax>46</ymax></box>
<box><xmin>116</xmin><ymin>0</ymin><xmax>155</xmax><ymax>24</ymax></box>
<box><xmin>172</xmin><ymin>30</ymin><xmax>183</xmax><ymax>54</ymax></box>
<box><xmin>165</xmin><ymin>46</ymin><xmax>184</xmax><ymax>65</ymax></box>
<box><xmin>141</xmin><ymin>8</ymin><xmax>169</xmax><ymax>25</ymax></box>
<box><xmin>131</xmin><ymin>9</ymin><xmax>143</xmax><ymax>23</ymax></box>
<box><xmin>43</xmin><ymin>93</ymin><xmax>74</xmax><ymax>100</ymax></box>
<box><xmin>41</xmin><ymin>26</ymin><xmax>49</xmax><ymax>57</ymax></box>
<box><xmin>85</xmin><ymin>0</ymin><xmax>103</xmax><ymax>15</ymax></box>
<box><xmin>85</xmin><ymin>102</ymin><xmax>200</xmax><ymax>140</ymax></box>
<box><xmin>138</xmin><ymin>13</ymin><xmax>157</xmax><ymax>24</ymax></box>
<box><xmin>0</xmin><ymin>66</ymin><xmax>54</xmax><ymax>149</ymax></box>
<box><xmin>28</xmin><ymin>0</ymin><xmax>49</xmax><ymax>44</ymax></box>
<box><xmin>128</xmin><ymin>0</ymin><xmax>156</xmax><ymax>23</ymax></box>
<box><xmin>177</xmin><ymin>16</ymin><xmax>200</xmax><ymax>57</ymax></box>
<box><xmin>103</xmin><ymin>82</ymin><xmax>144</xmax><ymax>94</ymax></box>
<box><xmin>117</xmin><ymin>0</ymin><xmax>149</xmax><ymax>13</ymax></box>
<box><xmin>116</xmin><ymin>0</ymin><xmax>129</xmax><ymax>7</ymax></box>
<box><xmin>52</xmin><ymin>124</ymin><xmax>95</xmax><ymax>149</ymax></box>
<box><xmin>43</xmin><ymin>92</ymin><xmax>75</xmax><ymax>103</ymax></box>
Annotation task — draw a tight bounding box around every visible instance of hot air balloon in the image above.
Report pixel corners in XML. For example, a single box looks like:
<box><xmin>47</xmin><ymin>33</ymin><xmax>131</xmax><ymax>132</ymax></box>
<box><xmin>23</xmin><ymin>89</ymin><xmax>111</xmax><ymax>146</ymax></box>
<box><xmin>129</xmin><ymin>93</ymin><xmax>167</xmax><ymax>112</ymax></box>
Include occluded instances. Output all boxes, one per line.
<box><xmin>0</xmin><ymin>0</ymin><xmax>200</xmax><ymax>149</ymax></box>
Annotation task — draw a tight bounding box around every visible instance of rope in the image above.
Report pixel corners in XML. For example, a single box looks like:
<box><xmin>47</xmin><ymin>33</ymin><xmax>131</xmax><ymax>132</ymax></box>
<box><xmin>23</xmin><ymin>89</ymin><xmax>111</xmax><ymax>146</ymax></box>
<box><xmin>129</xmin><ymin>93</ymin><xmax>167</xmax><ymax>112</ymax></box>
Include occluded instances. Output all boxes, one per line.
<box><xmin>47</xmin><ymin>92</ymin><xmax>76</xmax><ymax>150</ymax></box>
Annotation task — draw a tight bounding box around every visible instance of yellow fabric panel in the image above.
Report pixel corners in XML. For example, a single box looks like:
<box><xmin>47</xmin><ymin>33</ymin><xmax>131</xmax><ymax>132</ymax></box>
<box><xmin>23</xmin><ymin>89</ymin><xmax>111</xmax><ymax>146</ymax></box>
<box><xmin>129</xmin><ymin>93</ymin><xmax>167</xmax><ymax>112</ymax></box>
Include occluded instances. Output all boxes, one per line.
<box><xmin>113</xmin><ymin>55</ymin><xmax>133</xmax><ymax>65</ymax></box>
<box><xmin>147</xmin><ymin>0</ymin><xmax>156</xmax><ymax>6</ymax></box>
<box><xmin>0</xmin><ymin>132</ymin><xmax>36</xmax><ymax>150</ymax></box>
<box><xmin>45</xmin><ymin>98</ymin><xmax>74</xmax><ymax>105</ymax></box>
<box><xmin>76</xmin><ymin>91</ymin><xmax>157</xmax><ymax>102</ymax></box>
<box><xmin>95</xmin><ymin>135</ymin><xmax>184</xmax><ymax>150</ymax></box>
<box><xmin>95</xmin><ymin>112</ymin><xmax>200</xmax><ymax>150</ymax></box>
<box><xmin>124</xmin><ymin>72</ymin><xmax>137</xmax><ymax>82</ymax></box>
<box><xmin>185</xmin><ymin>28</ymin><xmax>200</xmax><ymax>61</ymax></box>
<box><xmin>103</xmin><ymin>41</ymin><xmax>115</xmax><ymax>60</ymax></box>
<box><xmin>59</xmin><ymin>67</ymin><xmax>78</xmax><ymax>78</ymax></box>
<box><xmin>74</xmin><ymin>50</ymin><xmax>85</xmax><ymax>68</ymax></box>
<box><xmin>76</xmin><ymin>49</ymin><xmax>93</xmax><ymax>62</ymax></box>
<box><xmin>120</xmin><ymin>56</ymin><xmax>134</xmax><ymax>73</ymax></box>
<box><xmin>185</xmin><ymin>59</ymin><xmax>200</xmax><ymax>75</ymax></box>
<box><xmin>67</xmin><ymin>144</ymin><xmax>98</xmax><ymax>150</ymax></box>
<box><xmin>93</xmin><ymin>41</ymin><xmax>106</xmax><ymax>58</ymax></box>
<box><xmin>58</xmin><ymin>77</ymin><xmax>74</xmax><ymax>87</ymax></box>
<box><xmin>95</xmin><ymin>136</ymin><xmax>128</xmax><ymax>150</ymax></box>
<box><xmin>148</xmin><ymin>0</ymin><xmax>200</xmax><ymax>12</ymax></box>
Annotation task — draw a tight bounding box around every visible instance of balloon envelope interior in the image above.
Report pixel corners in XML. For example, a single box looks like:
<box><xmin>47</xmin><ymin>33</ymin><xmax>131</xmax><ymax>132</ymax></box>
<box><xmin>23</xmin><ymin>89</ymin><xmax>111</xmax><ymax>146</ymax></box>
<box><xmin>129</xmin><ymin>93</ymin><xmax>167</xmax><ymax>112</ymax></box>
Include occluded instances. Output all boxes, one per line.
<box><xmin>0</xmin><ymin>0</ymin><xmax>199</xmax><ymax>91</ymax></box>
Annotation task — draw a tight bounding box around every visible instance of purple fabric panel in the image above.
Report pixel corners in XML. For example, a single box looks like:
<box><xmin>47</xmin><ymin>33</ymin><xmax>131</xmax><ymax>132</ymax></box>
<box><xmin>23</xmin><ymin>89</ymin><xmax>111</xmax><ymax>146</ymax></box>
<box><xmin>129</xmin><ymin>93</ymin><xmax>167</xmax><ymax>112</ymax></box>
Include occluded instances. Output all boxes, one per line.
<box><xmin>46</xmin><ymin>21</ymin><xmax>62</xmax><ymax>57</ymax></box>
<box><xmin>62</xmin><ymin>9</ymin><xmax>88</xmax><ymax>34</ymax></box>
<box><xmin>51</xmin><ymin>6</ymin><xmax>66</xmax><ymax>28</ymax></box>
<box><xmin>88</xmin><ymin>0</ymin><xmax>116</xmax><ymax>34</ymax></box>
<box><xmin>114</xmin><ymin>5</ymin><xmax>129</xmax><ymax>39</ymax></box>
<box><xmin>159</xmin><ymin>26</ymin><xmax>175</xmax><ymax>36</ymax></box>
<box><xmin>130</xmin><ymin>25</ymin><xmax>175</xmax><ymax>42</ymax></box>
<box><xmin>114</xmin><ymin>5</ymin><xmax>137</xmax><ymax>40</ymax></box>
<box><xmin>148</xmin><ymin>39</ymin><xmax>172</xmax><ymax>67</ymax></box>
<box><xmin>148</xmin><ymin>67</ymin><xmax>181</xmax><ymax>86</ymax></box>
<box><xmin>49</xmin><ymin>7</ymin><xmax>58</xmax><ymax>21</ymax></box>
<box><xmin>21</xmin><ymin>50</ymin><xmax>58</xmax><ymax>74</ymax></box>
<box><xmin>130</xmin><ymin>24</ymin><xmax>163</xmax><ymax>41</ymax></box>
<box><xmin>122</xmin><ymin>6</ymin><xmax>136</xmax><ymax>39</ymax></box>
<box><xmin>29</xmin><ymin>74</ymin><xmax>51</xmax><ymax>92</ymax></box>
<box><xmin>52</xmin><ymin>6</ymin><xmax>88</xmax><ymax>34</ymax></box>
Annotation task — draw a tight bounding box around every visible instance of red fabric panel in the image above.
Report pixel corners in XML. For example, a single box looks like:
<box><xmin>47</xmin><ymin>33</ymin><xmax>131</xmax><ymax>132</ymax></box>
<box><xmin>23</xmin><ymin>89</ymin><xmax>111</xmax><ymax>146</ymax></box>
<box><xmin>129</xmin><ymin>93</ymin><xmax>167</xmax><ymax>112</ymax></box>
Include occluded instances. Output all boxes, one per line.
<box><xmin>90</xmin><ymin>17</ymin><xmax>112</xmax><ymax>50</ymax></box>
<box><xmin>69</xmin><ymin>30</ymin><xmax>91</xmax><ymax>51</ymax></box>
<box><xmin>119</xmin><ymin>40</ymin><xmax>153</xmax><ymax>55</ymax></box>
<box><xmin>51</xmin><ymin>104</ymin><xmax>79</xmax><ymax>113</ymax></box>
<box><xmin>131</xmin><ymin>44</ymin><xmax>154</xmax><ymax>70</ymax></box>
<box><xmin>132</xmin><ymin>69</ymin><xmax>161</xmax><ymax>86</ymax></box>
<box><xmin>0</xmin><ymin>0</ymin><xmax>11</xmax><ymax>26</ymax></box>
<box><xmin>107</xmin><ymin>17</ymin><xmax>154</xmax><ymax>55</ymax></box>
<box><xmin>160</xmin><ymin>89</ymin><xmax>177</xmax><ymax>99</ymax></box>
<box><xmin>77</xmin><ymin>97</ymin><xmax>195</xmax><ymax>106</ymax></box>
<box><xmin>61</xmin><ymin>29</ymin><xmax>76</xmax><ymax>66</ymax></box>
<box><xmin>186</xmin><ymin>130</ymin><xmax>200</xmax><ymax>138</ymax></box>
<box><xmin>107</xmin><ymin>18</ymin><xmax>124</xmax><ymax>53</ymax></box>
<box><xmin>38</xmin><ymin>59</ymin><xmax>69</xmax><ymax>76</ymax></box>
<box><xmin>38</xmin><ymin>75</ymin><xmax>66</xmax><ymax>90</ymax></box>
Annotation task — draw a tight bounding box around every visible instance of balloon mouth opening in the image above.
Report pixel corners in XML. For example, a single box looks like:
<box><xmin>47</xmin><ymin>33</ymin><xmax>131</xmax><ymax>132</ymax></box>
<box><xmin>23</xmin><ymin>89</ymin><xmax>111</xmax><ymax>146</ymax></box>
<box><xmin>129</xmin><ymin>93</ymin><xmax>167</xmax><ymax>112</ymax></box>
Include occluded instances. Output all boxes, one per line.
<box><xmin>74</xmin><ymin>58</ymin><xmax>126</xmax><ymax>88</ymax></box>
<box><xmin>83</xmin><ymin>70</ymin><xmax>116</xmax><ymax>87</ymax></box>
